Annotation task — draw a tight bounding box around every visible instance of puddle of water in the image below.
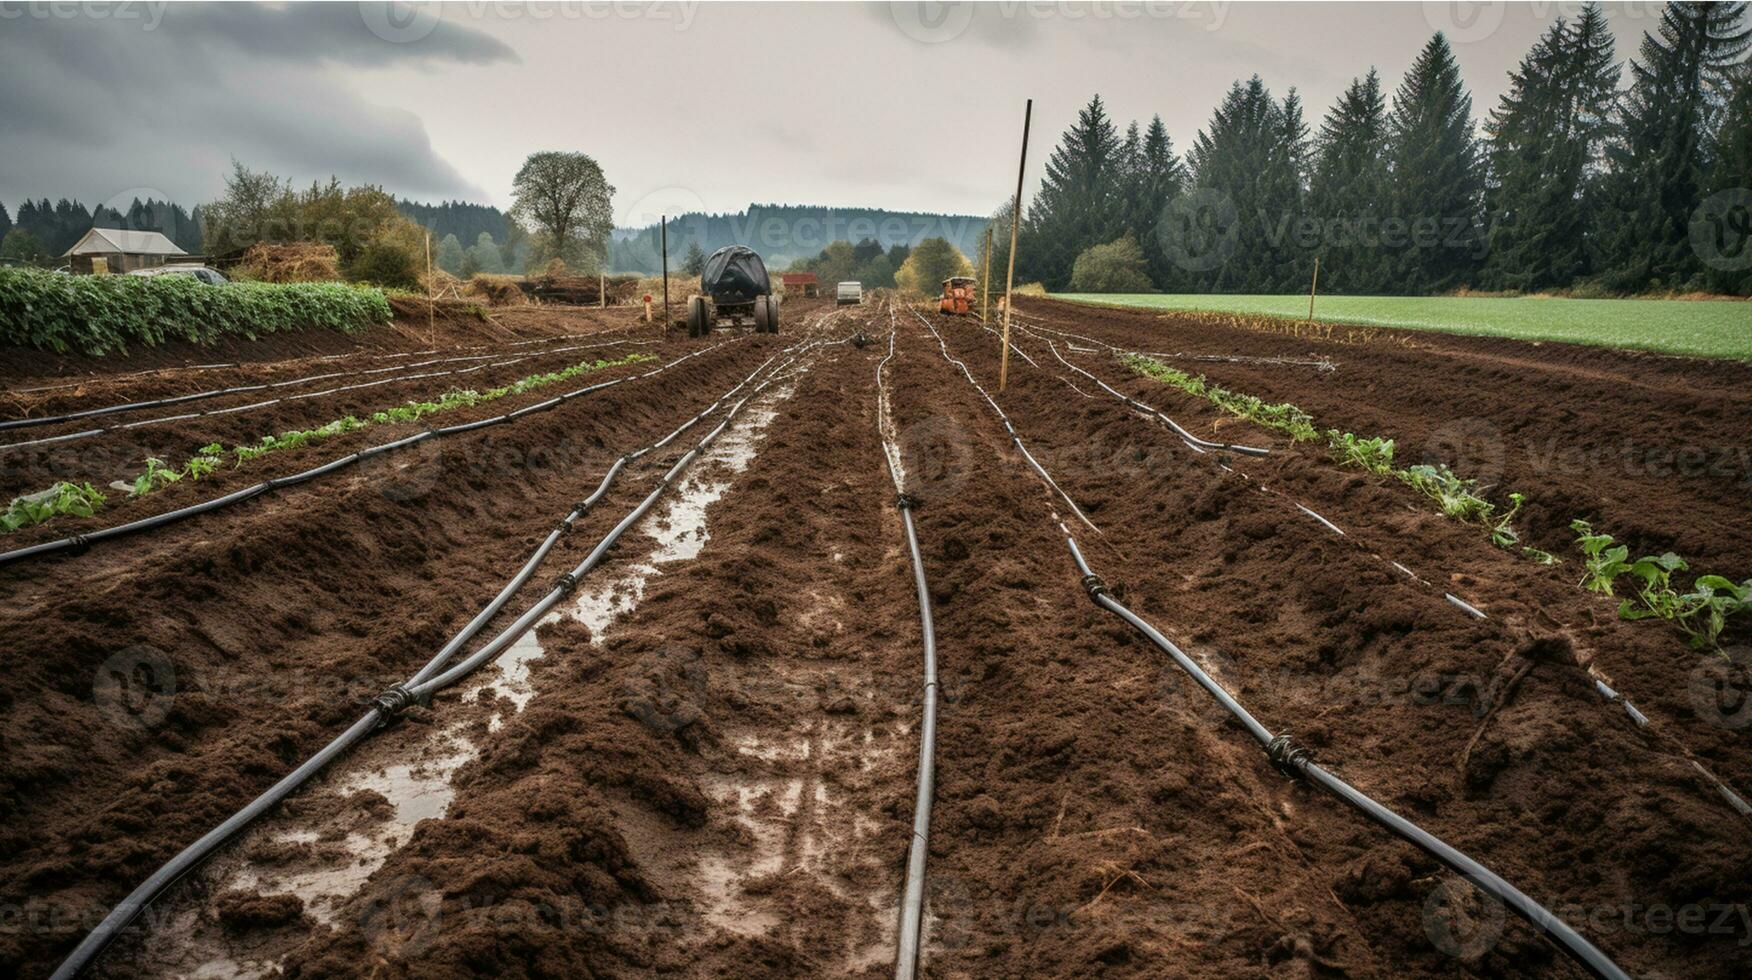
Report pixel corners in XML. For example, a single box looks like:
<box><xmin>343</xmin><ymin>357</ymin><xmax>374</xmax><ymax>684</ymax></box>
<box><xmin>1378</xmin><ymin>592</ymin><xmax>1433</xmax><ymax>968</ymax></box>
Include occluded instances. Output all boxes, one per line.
<box><xmin>142</xmin><ymin>375</ymin><xmax>803</xmax><ymax>979</ymax></box>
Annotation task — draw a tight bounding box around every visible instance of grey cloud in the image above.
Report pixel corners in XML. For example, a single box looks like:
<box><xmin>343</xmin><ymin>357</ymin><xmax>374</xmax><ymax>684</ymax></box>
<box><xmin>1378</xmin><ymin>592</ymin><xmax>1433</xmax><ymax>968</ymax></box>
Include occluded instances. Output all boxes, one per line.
<box><xmin>0</xmin><ymin>3</ymin><xmax>514</xmax><ymax>206</ymax></box>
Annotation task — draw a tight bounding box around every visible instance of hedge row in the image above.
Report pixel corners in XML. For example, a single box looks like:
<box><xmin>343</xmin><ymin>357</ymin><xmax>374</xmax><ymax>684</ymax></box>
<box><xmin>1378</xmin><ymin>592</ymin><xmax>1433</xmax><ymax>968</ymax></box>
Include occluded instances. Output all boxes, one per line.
<box><xmin>0</xmin><ymin>267</ymin><xmax>393</xmax><ymax>356</ymax></box>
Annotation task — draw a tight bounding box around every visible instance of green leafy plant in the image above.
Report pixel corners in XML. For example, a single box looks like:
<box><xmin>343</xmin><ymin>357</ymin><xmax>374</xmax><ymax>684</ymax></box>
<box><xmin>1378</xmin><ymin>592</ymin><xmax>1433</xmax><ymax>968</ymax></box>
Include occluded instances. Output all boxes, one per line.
<box><xmin>129</xmin><ymin>457</ymin><xmax>182</xmax><ymax>496</ymax></box>
<box><xmin>1124</xmin><ymin>354</ymin><xmax>1317</xmax><ymax>441</ymax></box>
<box><xmin>2</xmin><ymin>482</ymin><xmax>106</xmax><ymax>531</ymax></box>
<box><xmin>0</xmin><ymin>267</ymin><xmax>393</xmax><ymax>356</ymax></box>
<box><xmin>1401</xmin><ymin>463</ymin><xmax>1494</xmax><ymax>523</ymax></box>
<box><xmin>1571</xmin><ymin>519</ymin><xmax>1632</xmax><ymax>594</ymax></box>
<box><xmin>1568</xmin><ymin>520</ymin><xmax>1752</xmax><ymax>650</ymax></box>
<box><xmin>183</xmin><ymin>444</ymin><xmax>226</xmax><ymax>479</ymax></box>
<box><xmin>1522</xmin><ymin>547</ymin><xmax>1561</xmax><ymax>565</ymax></box>
<box><xmin>1327</xmin><ymin>430</ymin><xmax>1395</xmax><ymax>475</ymax></box>
<box><xmin>2</xmin><ymin>351</ymin><xmax>658</xmax><ymax>535</ymax></box>
<box><xmin>1488</xmin><ymin>492</ymin><xmax>1527</xmax><ymax>549</ymax></box>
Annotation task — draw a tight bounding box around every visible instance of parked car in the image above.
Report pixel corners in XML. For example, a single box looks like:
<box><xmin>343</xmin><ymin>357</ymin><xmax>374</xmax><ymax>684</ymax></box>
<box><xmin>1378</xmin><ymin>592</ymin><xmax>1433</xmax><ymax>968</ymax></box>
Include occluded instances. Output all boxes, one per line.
<box><xmin>129</xmin><ymin>265</ymin><xmax>230</xmax><ymax>285</ymax></box>
<box><xmin>837</xmin><ymin>281</ymin><xmax>863</xmax><ymax>305</ymax></box>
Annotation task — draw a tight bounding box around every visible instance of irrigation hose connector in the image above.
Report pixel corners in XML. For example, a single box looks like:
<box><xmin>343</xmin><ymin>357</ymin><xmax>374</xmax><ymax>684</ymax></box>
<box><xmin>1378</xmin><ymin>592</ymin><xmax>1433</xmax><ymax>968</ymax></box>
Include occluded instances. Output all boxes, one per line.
<box><xmin>896</xmin><ymin>491</ymin><xmax>921</xmax><ymax>511</ymax></box>
<box><xmin>371</xmin><ymin>683</ymin><xmax>423</xmax><ymax>726</ymax></box>
<box><xmin>552</xmin><ymin>570</ymin><xmax>582</xmax><ymax>595</ymax></box>
<box><xmin>1081</xmin><ymin>572</ymin><xmax>1109</xmax><ymax>604</ymax></box>
<box><xmin>1267</xmin><ymin>732</ymin><xmax>1315</xmax><ymax>781</ymax></box>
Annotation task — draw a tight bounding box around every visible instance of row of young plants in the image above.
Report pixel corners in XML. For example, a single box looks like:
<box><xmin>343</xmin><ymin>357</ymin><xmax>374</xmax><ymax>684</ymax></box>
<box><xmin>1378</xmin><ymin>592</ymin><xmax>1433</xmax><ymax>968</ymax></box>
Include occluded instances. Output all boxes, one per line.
<box><xmin>0</xmin><ymin>267</ymin><xmax>393</xmax><ymax>356</ymax></box>
<box><xmin>1122</xmin><ymin>353</ymin><xmax>1749</xmax><ymax>652</ymax></box>
<box><xmin>1</xmin><ymin>352</ymin><xmax>656</xmax><ymax>534</ymax></box>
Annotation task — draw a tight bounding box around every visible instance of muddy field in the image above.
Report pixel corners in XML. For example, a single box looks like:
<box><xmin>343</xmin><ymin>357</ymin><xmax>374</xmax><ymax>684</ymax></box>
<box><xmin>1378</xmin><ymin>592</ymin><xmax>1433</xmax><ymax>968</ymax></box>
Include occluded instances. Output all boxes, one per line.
<box><xmin>1</xmin><ymin>297</ymin><xmax>1748</xmax><ymax>979</ymax></box>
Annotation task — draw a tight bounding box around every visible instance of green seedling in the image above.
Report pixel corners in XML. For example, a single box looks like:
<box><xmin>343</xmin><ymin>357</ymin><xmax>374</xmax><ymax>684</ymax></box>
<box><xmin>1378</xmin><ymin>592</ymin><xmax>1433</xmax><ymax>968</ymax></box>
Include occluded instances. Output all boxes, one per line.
<box><xmin>2</xmin><ymin>481</ymin><xmax>106</xmax><ymax>531</ymax></box>
<box><xmin>1568</xmin><ymin>520</ymin><xmax>1752</xmax><ymax>651</ymax></box>
<box><xmin>130</xmin><ymin>457</ymin><xmax>182</xmax><ymax>497</ymax></box>
<box><xmin>1327</xmin><ymin>430</ymin><xmax>1395</xmax><ymax>475</ymax></box>
<box><xmin>1571</xmin><ymin>519</ymin><xmax>1631</xmax><ymax>595</ymax></box>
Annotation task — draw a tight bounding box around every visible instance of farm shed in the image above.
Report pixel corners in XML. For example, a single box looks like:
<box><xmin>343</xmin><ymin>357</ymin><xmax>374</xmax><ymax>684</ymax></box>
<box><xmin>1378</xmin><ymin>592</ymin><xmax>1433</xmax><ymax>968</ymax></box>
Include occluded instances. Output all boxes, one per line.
<box><xmin>780</xmin><ymin>272</ymin><xmax>819</xmax><ymax>297</ymax></box>
<box><xmin>62</xmin><ymin>227</ymin><xmax>188</xmax><ymax>274</ymax></box>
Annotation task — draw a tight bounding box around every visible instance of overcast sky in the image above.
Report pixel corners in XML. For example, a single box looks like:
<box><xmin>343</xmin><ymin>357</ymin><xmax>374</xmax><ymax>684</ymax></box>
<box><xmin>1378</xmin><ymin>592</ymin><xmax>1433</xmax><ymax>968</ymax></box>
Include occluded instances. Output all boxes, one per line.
<box><xmin>0</xmin><ymin>2</ymin><xmax>1661</xmax><ymax>225</ymax></box>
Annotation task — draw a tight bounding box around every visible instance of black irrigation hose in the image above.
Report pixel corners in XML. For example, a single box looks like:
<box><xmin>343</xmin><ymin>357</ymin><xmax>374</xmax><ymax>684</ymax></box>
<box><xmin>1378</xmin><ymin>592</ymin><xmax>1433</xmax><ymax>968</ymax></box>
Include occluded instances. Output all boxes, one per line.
<box><xmin>0</xmin><ymin>335</ymin><xmax>658</xmax><ymax>433</ymax></box>
<box><xmin>910</xmin><ymin>309</ymin><xmax>1100</xmax><ymax>535</ymax></box>
<box><xmin>0</xmin><ymin>339</ymin><xmax>653</xmax><ymax>452</ymax></box>
<box><xmin>1034</xmin><ymin>335</ymin><xmax>1271</xmax><ymax>457</ymax></box>
<box><xmin>1046</xmin><ymin>330</ymin><xmax>1751</xmax><ymax>823</ymax></box>
<box><xmin>876</xmin><ymin>311</ymin><xmax>939</xmax><ymax>980</ymax></box>
<box><xmin>919</xmin><ymin>306</ymin><xmax>1631</xmax><ymax>980</ymax></box>
<box><xmin>1062</xmin><ymin>538</ymin><xmax>1631</xmax><ymax>980</ymax></box>
<box><xmin>0</xmin><ymin>340</ymin><xmax>737</xmax><ymax>569</ymax></box>
<box><xmin>47</xmin><ymin>330</ymin><xmax>833</xmax><ymax>980</ymax></box>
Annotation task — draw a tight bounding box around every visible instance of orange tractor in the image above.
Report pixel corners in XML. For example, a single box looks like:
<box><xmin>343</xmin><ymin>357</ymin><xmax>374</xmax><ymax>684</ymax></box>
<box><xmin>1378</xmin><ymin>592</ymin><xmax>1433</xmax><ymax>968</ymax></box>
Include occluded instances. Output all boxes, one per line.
<box><xmin>938</xmin><ymin>276</ymin><xmax>977</xmax><ymax>316</ymax></box>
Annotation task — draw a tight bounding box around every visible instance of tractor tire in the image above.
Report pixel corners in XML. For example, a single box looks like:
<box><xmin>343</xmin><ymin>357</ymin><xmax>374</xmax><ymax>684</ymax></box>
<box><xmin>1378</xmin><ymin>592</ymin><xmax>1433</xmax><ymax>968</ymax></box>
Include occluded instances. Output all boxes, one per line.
<box><xmin>687</xmin><ymin>296</ymin><xmax>709</xmax><ymax>338</ymax></box>
<box><xmin>753</xmin><ymin>295</ymin><xmax>774</xmax><ymax>334</ymax></box>
<box><xmin>767</xmin><ymin>295</ymin><xmax>781</xmax><ymax>333</ymax></box>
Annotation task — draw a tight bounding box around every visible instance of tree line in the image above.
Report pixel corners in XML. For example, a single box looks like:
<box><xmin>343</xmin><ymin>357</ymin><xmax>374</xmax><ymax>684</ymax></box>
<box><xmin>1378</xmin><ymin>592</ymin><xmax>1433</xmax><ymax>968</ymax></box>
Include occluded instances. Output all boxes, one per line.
<box><xmin>0</xmin><ymin>198</ymin><xmax>205</xmax><ymax>265</ymax></box>
<box><xmin>1014</xmin><ymin>2</ymin><xmax>1752</xmax><ymax>296</ymax></box>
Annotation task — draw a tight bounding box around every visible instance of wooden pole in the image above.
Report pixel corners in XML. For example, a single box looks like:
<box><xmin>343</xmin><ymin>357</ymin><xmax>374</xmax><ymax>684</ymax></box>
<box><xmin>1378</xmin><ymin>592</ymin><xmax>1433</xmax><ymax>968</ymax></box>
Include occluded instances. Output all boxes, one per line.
<box><xmin>981</xmin><ymin>225</ymin><xmax>993</xmax><ymax>324</ymax></box>
<box><xmin>425</xmin><ymin>231</ymin><xmax>435</xmax><ymax>347</ymax></box>
<box><xmin>1307</xmin><ymin>255</ymin><xmax>1321</xmax><ymax>321</ymax></box>
<box><xmin>660</xmin><ymin>216</ymin><xmax>669</xmax><ymax>335</ymax></box>
<box><xmin>599</xmin><ymin>271</ymin><xmax>606</xmax><ymax>309</ymax></box>
<box><xmin>1000</xmin><ymin>98</ymin><xmax>1032</xmax><ymax>392</ymax></box>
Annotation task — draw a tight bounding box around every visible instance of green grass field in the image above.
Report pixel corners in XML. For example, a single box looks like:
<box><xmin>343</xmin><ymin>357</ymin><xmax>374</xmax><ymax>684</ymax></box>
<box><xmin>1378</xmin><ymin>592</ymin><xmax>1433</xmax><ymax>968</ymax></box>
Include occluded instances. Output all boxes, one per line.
<box><xmin>1053</xmin><ymin>293</ymin><xmax>1752</xmax><ymax>359</ymax></box>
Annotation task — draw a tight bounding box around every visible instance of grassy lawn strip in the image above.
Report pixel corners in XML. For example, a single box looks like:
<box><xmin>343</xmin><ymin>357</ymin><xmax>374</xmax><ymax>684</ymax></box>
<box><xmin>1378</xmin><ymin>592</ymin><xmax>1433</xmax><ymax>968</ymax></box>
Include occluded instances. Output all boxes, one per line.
<box><xmin>1058</xmin><ymin>293</ymin><xmax>1752</xmax><ymax>360</ymax></box>
<box><xmin>1122</xmin><ymin>353</ymin><xmax>1749</xmax><ymax>651</ymax></box>
<box><xmin>3</xmin><ymin>351</ymin><xmax>656</xmax><ymax>534</ymax></box>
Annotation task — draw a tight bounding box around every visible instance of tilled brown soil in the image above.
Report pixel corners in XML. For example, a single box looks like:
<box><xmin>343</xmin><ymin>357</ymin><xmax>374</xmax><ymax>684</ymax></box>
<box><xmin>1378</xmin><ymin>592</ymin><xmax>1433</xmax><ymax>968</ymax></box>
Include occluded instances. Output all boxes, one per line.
<box><xmin>1</xmin><ymin>298</ymin><xmax>1747</xmax><ymax>979</ymax></box>
<box><xmin>1014</xmin><ymin>297</ymin><xmax>1752</xmax><ymax>575</ymax></box>
<box><xmin>0</xmin><ymin>334</ymin><xmax>661</xmax><ymax>501</ymax></box>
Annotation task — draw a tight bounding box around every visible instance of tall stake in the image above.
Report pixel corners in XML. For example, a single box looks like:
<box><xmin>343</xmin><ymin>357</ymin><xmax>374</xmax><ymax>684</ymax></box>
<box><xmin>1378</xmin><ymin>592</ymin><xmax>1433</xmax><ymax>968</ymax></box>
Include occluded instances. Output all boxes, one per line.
<box><xmin>1000</xmin><ymin>99</ymin><xmax>1031</xmax><ymax>392</ymax></box>
<box><xmin>425</xmin><ymin>231</ymin><xmax>435</xmax><ymax>347</ymax></box>
<box><xmin>981</xmin><ymin>225</ymin><xmax>993</xmax><ymax>324</ymax></box>
<box><xmin>1307</xmin><ymin>255</ymin><xmax>1321</xmax><ymax>321</ymax></box>
<box><xmin>599</xmin><ymin>271</ymin><xmax>606</xmax><ymax>309</ymax></box>
<box><xmin>660</xmin><ymin>216</ymin><xmax>670</xmax><ymax>335</ymax></box>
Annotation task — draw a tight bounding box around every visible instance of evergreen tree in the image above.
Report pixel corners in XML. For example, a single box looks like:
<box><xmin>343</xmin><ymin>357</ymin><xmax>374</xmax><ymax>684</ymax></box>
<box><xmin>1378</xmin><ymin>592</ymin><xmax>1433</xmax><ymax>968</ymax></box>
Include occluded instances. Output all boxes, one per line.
<box><xmin>1699</xmin><ymin>60</ymin><xmax>1752</xmax><ymax>293</ymax></box>
<box><xmin>0</xmin><ymin>202</ymin><xmax>10</xmax><ymax>241</ymax></box>
<box><xmin>1483</xmin><ymin>6</ymin><xmax>1620</xmax><ymax>290</ymax></box>
<box><xmin>1134</xmin><ymin>115</ymin><xmax>1186</xmax><ymax>289</ymax></box>
<box><xmin>1386</xmin><ymin>33</ymin><xmax>1485</xmax><ymax>292</ymax></box>
<box><xmin>1178</xmin><ymin>77</ymin><xmax>1306</xmax><ymax>291</ymax></box>
<box><xmin>467</xmin><ymin>232</ymin><xmax>504</xmax><ymax>274</ymax></box>
<box><xmin>435</xmin><ymin>233</ymin><xmax>466</xmax><ymax>274</ymax></box>
<box><xmin>681</xmin><ymin>240</ymin><xmax>706</xmax><ymax>276</ymax></box>
<box><xmin>1310</xmin><ymin>70</ymin><xmax>1391</xmax><ymax>293</ymax></box>
<box><xmin>1018</xmin><ymin>95</ymin><xmax>1126</xmax><ymax>289</ymax></box>
<box><xmin>1594</xmin><ymin>2</ymin><xmax>1751</xmax><ymax>290</ymax></box>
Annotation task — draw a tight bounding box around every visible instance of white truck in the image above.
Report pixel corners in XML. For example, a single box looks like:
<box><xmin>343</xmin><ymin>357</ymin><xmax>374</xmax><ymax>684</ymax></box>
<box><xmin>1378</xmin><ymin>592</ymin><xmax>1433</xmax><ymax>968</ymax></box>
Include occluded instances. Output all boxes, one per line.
<box><xmin>836</xmin><ymin>281</ymin><xmax>863</xmax><ymax>306</ymax></box>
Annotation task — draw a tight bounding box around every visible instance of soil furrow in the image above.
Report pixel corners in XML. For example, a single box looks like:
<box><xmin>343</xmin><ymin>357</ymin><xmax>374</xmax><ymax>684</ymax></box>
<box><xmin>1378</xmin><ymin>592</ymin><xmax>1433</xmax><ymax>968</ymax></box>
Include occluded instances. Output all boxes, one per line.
<box><xmin>926</xmin><ymin>309</ymin><xmax>1750</xmax><ymax>979</ymax></box>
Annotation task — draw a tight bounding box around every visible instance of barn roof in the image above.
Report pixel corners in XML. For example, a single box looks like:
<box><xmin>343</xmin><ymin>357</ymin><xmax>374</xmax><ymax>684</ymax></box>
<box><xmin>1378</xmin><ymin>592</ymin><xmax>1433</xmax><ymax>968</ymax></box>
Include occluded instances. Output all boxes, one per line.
<box><xmin>63</xmin><ymin>227</ymin><xmax>188</xmax><ymax>258</ymax></box>
<box><xmin>781</xmin><ymin>272</ymin><xmax>819</xmax><ymax>284</ymax></box>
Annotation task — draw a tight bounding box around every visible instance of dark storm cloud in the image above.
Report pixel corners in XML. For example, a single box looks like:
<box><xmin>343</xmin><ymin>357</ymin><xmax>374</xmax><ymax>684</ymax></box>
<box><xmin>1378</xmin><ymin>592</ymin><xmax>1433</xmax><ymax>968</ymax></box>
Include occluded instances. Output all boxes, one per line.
<box><xmin>0</xmin><ymin>2</ymin><xmax>518</xmax><ymax>208</ymax></box>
